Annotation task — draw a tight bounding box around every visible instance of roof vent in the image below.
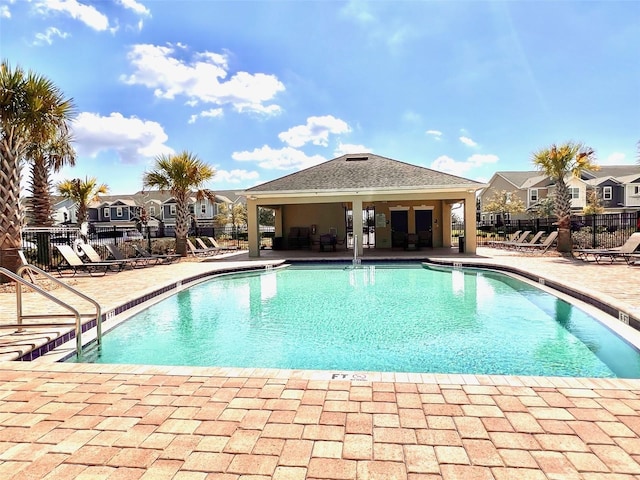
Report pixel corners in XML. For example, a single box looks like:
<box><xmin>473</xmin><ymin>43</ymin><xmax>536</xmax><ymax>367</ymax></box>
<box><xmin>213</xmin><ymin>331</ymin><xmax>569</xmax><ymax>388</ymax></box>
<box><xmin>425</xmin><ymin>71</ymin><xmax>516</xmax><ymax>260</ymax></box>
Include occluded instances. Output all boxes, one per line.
<box><xmin>346</xmin><ymin>156</ymin><xmax>368</xmax><ymax>161</ymax></box>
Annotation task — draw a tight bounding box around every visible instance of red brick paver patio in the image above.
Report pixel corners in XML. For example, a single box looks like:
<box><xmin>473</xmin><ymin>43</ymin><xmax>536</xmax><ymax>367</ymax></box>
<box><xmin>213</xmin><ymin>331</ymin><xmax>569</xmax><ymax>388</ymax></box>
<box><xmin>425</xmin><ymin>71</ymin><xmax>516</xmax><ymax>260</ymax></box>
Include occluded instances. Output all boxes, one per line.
<box><xmin>1</xmin><ymin>363</ymin><xmax>640</xmax><ymax>479</ymax></box>
<box><xmin>1</xmin><ymin>247</ymin><xmax>640</xmax><ymax>478</ymax></box>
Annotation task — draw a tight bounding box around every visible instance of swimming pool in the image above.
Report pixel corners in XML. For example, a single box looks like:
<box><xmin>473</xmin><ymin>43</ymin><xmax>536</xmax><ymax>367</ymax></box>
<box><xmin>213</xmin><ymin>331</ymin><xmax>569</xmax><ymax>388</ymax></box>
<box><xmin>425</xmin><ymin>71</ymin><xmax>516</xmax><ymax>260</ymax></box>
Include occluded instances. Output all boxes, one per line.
<box><xmin>72</xmin><ymin>264</ymin><xmax>640</xmax><ymax>378</ymax></box>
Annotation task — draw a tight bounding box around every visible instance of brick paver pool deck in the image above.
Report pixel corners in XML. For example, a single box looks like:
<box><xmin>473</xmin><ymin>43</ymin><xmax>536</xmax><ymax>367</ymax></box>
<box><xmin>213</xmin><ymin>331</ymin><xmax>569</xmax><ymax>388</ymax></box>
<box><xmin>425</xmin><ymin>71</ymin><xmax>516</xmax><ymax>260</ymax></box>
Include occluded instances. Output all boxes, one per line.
<box><xmin>1</xmin><ymin>247</ymin><xmax>640</xmax><ymax>479</ymax></box>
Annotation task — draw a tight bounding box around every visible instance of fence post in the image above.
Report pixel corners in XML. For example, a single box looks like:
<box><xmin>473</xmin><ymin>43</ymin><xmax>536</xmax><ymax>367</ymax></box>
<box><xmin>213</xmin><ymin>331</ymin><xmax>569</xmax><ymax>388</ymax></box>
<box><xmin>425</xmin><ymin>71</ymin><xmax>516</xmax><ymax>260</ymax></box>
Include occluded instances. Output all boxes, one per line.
<box><xmin>591</xmin><ymin>214</ymin><xmax>597</xmax><ymax>248</ymax></box>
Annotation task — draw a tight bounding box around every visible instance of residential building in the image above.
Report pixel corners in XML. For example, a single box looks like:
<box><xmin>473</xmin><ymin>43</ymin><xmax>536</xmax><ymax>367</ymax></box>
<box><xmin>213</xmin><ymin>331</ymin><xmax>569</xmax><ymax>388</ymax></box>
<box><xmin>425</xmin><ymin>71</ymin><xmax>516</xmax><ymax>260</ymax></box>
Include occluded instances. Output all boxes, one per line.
<box><xmin>479</xmin><ymin>166</ymin><xmax>640</xmax><ymax>225</ymax></box>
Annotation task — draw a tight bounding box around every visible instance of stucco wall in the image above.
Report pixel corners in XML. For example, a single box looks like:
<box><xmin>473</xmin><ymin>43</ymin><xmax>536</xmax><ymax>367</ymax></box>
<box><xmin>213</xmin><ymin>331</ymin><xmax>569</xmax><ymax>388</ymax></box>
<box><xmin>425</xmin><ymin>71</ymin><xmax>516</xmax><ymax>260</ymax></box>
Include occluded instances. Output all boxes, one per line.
<box><xmin>282</xmin><ymin>200</ymin><xmax>443</xmax><ymax>248</ymax></box>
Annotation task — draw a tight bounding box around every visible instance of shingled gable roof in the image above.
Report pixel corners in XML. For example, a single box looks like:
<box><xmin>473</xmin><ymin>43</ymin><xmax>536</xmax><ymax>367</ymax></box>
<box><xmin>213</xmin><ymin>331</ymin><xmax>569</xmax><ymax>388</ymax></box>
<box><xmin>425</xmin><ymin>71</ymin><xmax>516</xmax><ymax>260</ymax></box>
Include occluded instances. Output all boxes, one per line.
<box><xmin>244</xmin><ymin>153</ymin><xmax>483</xmax><ymax>194</ymax></box>
<box><xmin>495</xmin><ymin>171</ymin><xmax>543</xmax><ymax>188</ymax></box>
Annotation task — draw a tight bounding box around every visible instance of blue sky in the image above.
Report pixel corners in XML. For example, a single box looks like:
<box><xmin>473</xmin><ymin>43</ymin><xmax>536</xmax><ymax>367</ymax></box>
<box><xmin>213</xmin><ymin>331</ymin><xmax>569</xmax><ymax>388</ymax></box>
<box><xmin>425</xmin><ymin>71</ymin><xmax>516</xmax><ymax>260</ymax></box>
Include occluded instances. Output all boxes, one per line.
<box><xmin>2</xmin><ymin>0</ymin><xmax>638</xmax><ymax>194</ymax></box>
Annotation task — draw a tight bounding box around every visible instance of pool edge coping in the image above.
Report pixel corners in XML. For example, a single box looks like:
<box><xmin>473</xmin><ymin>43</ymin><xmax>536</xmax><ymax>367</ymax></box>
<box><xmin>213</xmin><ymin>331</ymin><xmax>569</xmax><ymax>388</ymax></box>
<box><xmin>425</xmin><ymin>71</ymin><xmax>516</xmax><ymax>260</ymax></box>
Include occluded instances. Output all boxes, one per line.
<box><xmin>26</xmin><ymin>257</ymin><xmax>640</xmax><ymax>382</ymax></box>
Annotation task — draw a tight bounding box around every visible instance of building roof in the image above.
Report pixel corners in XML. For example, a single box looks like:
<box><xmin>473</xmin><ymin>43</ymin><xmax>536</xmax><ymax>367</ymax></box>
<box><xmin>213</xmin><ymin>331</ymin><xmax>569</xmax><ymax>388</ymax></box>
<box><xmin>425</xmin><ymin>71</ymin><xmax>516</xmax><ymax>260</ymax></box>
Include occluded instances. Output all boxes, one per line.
<box><xmin>495</xmin><ymin>171</ymin><xmax>543</xmax><ymax>188</ymax></box>
<box><xmin>244</xmin><ymin>153</ymin><xmax>483</xmax><ymax>194</ymax></box>
<box><xmin>583</xmin><ymin>165</ymin><xmax>640</xmax><ymax>179</ymax></box>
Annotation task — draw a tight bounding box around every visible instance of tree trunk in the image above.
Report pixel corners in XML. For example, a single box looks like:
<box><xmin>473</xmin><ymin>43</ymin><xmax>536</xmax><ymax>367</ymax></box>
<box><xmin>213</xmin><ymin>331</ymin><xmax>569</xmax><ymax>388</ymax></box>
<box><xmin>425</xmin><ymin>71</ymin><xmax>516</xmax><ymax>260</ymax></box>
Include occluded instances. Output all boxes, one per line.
<box><xmin>174</xmin><ymin>192</ymin><xmax>189</xmax><ymax>256</ymax></box>
<box><xmin>557</xmin><ymin>227</ymin><xmax>572</xmax><ymax>253</ymax></box>
<box><xmin>30</xmin><ymin>157</ymin><xmax>54</xmax><ymax>227</ymax></box>
<box><xmin>0</xmin><ymin>149</ymin><xmax>24</xmax><ymax>281</ymax></box>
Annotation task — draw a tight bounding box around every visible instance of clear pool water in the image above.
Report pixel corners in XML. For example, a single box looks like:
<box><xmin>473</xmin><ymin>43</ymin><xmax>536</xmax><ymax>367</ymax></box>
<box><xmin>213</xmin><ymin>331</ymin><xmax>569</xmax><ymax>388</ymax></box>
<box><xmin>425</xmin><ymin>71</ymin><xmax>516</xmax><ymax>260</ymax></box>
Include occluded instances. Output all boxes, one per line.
<box><xmin>73</xmin><ymin>264</ymin><xmax>640</xmax><ymax>378</ymax></box>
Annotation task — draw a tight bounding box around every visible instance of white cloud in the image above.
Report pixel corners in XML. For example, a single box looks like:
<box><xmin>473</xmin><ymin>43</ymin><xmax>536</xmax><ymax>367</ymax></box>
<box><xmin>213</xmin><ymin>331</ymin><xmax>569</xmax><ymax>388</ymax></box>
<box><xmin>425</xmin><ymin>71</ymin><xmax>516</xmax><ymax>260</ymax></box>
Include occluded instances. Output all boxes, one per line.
<box><xmin>36</xmin><ymin>0</ymin><xmax>110</xmax><ymax>31</ymax></box>
<box><xmin>334</xmin><ymin>143</ymin><xmax>371</xmax><ymax>156</ymax></box>
<box><xmin>211</xmin><ymin>169</ymin><xmax>260</xmax><ymax>185</ymax></box>
<box><xmin>232</xmin><ymin>146</ymin><xmax>326</xmax><ymax>171</ymax></box>
<box><xmin>1</xmin><ymin>5</ymin><xmax>10</xmax><ymax>18</ymax></box>
<box><xmin>467</xmin><ymin>153</ymin><xmax>499</xmax><ymax>167</ymax></box>
<box><xmin>278</xmin><ymin>115</ymin><xmax>351</xmax><ymax>148</ymax></box>
<box><xmin>340</xmin><ymin>0</ymin><xmax>376</xmax><ymax>24</ymax></box>
<box><xmin>71</xmin><ymin>112</ymin><xmax>174</xmax><ymax>164</ymax></box>
<box><xmin>426</xmin><ymin>130</ymin><xmax>442</xmax><ymax>140</ymax></box>
<box><xmin>602</xmin><ymin>152</ymin><xmax>628</xmax><ymax>165</ymax></box>
<box><xmin>33</xmin><ymin>27</ymin><xmax>69</xmax><ymax>45</ymax></box>
<box><xmin>121</xmin><ymin>44</ymin><xmax>285</xmax><ymax>117</ymax></box>
<box><xmin>188</xmin><ymin>108</ymin><xmax>224</xmax><ymax>124</ymax></box>
<box><xmin>117</xmin><ymin>0</ymin><xmax>150</xmax><ymax>16</ymax></box>
<box><xmin>430</xmin><ymin>153</ymin><xmax>498</xmax><ymax>177</ymax></box>
<box><xmin>459</xmin><ymin>136</ymin><xmax>478</xmax><ymax>147</ymax></box>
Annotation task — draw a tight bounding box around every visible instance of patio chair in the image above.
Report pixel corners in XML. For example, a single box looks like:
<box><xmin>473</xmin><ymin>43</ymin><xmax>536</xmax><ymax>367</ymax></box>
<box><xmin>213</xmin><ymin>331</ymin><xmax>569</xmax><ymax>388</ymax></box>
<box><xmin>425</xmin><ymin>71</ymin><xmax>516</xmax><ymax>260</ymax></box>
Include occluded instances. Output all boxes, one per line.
<box><xmin>486</xmin><ymin>230</ymin><xmax>522</xmax><ymax>247</ymax></box>
<box><xmin>319</xmin><ymin>233</ymin><xmax>337</xmax><ymax>252</ymax></box>
<box><xmin>507</xmin><ymin>231</ymin><xmax>545</xmax><ymax>250</ymax></box>
<box><xmin>515</xmin><ymin>231</ymin><xmax>558</xmax><ymax>253</ymax></box>
<box><xmin>79</xmin><ymin>243</ymin><xmax>137</xmax><ymax>271</ymax></box>
<box><xmin>574</xmin><ymin>232</ymin><xmax>640</xmax><ymax>264</ymax></box>
<box><xmin>195</xmin><ymin>238</ymin><xmax>222</xmax><ymax>255</ymax></box>
<box><xmin>497</xmin><ymin>230</ymin><xmax>532</xmax><ymax>248</ymax></box>
<box><xmin>287</xmin><ymin>227</ymin><xmax>311</xmax><ymax>249</ymax></box>
<box><xmin>187</xmin><ymin>238</ymin><xmax>218</xmax><ymax>257</ymax></box>
<box><xmin>207</xmin><ymin>237</ymin><xmax>238</xmax><ymax>251</ymax></box>
<box><xmin>54</xmin><ymin>244</ymin><xmax>116</xmax><ymax>277</ymax></box>
<box><xmin>132</xmin><ymin>244</ymin><xmax>181</xmax><ymax>264</ymax></box>
<box><xmin>104</xmin><ymin>243</ymin><xmax>151</xmax><ymax>268</ymax></box>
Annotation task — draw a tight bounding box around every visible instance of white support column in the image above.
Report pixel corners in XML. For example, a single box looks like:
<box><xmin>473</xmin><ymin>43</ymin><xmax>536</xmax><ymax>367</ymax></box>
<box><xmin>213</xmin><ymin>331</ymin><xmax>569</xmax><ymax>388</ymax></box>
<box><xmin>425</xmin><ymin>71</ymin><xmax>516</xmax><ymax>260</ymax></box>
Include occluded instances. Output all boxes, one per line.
<box><xmin>352</xmin><ymin>198</ymin><xmax>364</xmax><ymax>256</ymax></box>
<box><xmin>247</xmin><ymin>198</ymin><xmax>260</xmax><ymax>257</ymax></box>
<box><xmin>442</xmin><ymin>201</ymin><xmax>452</xmax><ymax>248</ymax></box>
<box><xmin>463</xmin><ymin>192</ymin><xmax>477</xmax><ymax>254</ymax></box>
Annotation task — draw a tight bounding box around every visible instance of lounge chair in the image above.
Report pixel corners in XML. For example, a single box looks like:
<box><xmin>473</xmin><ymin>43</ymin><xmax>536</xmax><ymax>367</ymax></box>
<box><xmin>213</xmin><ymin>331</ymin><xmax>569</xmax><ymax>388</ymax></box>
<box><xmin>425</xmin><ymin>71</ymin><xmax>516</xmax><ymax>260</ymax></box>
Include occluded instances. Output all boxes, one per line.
<box><xmin>104</xmin><ymin>244</ymin><xmax>151</xmax><ymax>268</ymax></box>
<box><xmin>487</xmin><ymin>230</ymin><xmax>522</xmax><ymax>245</ymax></box>
<box><xmin>515</xmin><ymin>231</ymin><xmax>558</xmax><ymax>253</ymax></box>
<box><xmin>132</xmin><ymin>244</ymin><xmax>181</xmax><ymax>264</ymax></box>
<box><xmin>187</xmin><ymin>238</ymin><xmax>218</xmax><ymax>257</ymax></box>
<box><xmin>79</xmin><ymin>243</ymin><xmax>137</xmax><ymax>271</ymax></box>
<box><xmin>55</xmin><ymin>244</ymin><xmax>116</xmax><ymax>276</ymax></box>
<box><xmin>207</xmin><ymin>237</ymin><xmax>238</xmax><ymax>251</ymax></box>
<box><xmin>195</xmin><ymin>238</ymin><xmax>222</xmax><ymax>255</ymax></box>
<box><xmin>491</xmin><ymin>230</ymin><xmax>531</xmax><ymax>248</ymax></box>
<box><xmin>574</xmin><ymin>232</ymin><xmax>640</xmax><ymax>264</ymax></box>
<box><xmin>507</xmin><ymin>231</ymin><xmax>544</xmax><ymax>250</ymax></box>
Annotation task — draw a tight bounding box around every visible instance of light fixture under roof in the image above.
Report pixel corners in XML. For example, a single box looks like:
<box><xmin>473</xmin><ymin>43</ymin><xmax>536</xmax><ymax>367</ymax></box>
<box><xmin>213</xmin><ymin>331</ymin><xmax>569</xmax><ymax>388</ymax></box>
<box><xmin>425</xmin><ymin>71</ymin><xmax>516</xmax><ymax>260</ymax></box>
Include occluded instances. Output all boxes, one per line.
<box><xmin>346</xmin><ymin>156</ymin><xmax>368</xmax><ymax>161</ymax></box>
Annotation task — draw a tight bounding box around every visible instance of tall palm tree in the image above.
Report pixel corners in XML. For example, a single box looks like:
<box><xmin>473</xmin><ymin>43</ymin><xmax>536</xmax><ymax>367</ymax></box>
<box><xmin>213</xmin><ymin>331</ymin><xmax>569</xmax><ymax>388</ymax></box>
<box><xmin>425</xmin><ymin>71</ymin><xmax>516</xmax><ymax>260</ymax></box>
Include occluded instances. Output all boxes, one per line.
<box><xmin>57</xmin><ymin>177</ymin><xmax>109</xmax><ymax>226</ymax></box>
<box><xmin>143</xmin><ymin>151</ymin><xmax>216</xmax><ymax>256</ymax></box>
<box><xmin>0</xmin><ymin>60</ymin><xmax>75</xmax><ymax>276</ymax></box>
<box><xmin>27</xmin><ymin>130</ymin><xmax>76</xmax><ymax>226</ymax></box>
<box><xmin>532</xmin><ymin>142</ymin><xmax>598</xmax><ymax>252</ymax></box>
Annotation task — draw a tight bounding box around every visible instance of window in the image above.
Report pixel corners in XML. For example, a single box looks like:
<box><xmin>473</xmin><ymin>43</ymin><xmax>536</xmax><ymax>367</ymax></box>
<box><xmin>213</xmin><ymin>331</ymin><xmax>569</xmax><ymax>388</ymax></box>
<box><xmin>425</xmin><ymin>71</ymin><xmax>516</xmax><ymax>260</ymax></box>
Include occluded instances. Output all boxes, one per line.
<box><xmin>603</xmin><ymin>186</ymin><xmax>612</xmax><ymax>200</ymax></box>
<box><xmin>569</xmin><ymin>188</ymin><xmax>580</xmax><ymax>199</ymax></box>
<box><xmin>201</xmin><ymin>204</ymin><xmax>206</xmax><ymax>214</ymax></box>
<box><xmin>149</xmin><ymin>206</ymin><xmax>156</xmax><ymax>216</ymax></box>
<box><xmin>530</xmin><ymin>189</ymin><xmax>538</xmax><ymax>202</ymax></box>
<box><xmin>103</xmin><ymin>208</ymin><xmax>110</xmax><ymax>218</ymax></box>
<box><xmin>189</xmin><ymin>205</ymin><xmax>195</xmax><ymax>214</ymax></box>
<box><xmin>116</xmin><ymin>207</ymin><xmax>123</xmax><ymax>217</ymax></box>
<box><xmin>170</xmin><ymin>205</ymin><xmax>176</xmax><ymax>215</ymax></box>
<box><xmin>634</xmin><ymin>186</ymin><xmax>640</xmax><ymax>195</ymax></box>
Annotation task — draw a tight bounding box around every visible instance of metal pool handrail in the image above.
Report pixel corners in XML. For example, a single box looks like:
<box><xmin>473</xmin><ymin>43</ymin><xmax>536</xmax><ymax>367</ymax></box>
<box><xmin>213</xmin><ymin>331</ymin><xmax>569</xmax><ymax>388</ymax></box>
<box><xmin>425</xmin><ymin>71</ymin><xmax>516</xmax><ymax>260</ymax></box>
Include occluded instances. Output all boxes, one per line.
<box><xmin>0</xmin><ymin>264</ymin><xmax>103</xmax><ymax>359</ymax></box>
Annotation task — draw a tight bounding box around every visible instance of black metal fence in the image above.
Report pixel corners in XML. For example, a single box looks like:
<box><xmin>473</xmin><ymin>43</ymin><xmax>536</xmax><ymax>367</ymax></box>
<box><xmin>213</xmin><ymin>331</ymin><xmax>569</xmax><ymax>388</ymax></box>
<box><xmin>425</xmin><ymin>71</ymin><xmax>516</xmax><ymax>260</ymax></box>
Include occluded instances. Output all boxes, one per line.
<box><xmin>454</xmin><ymin>212</ymin><xmax>640</xmax><ymax>249</ymax></box>
<box><xmin>22</xmin><ymin>224</ymin><xmax>275</xmax><ymax>271</ymax></box>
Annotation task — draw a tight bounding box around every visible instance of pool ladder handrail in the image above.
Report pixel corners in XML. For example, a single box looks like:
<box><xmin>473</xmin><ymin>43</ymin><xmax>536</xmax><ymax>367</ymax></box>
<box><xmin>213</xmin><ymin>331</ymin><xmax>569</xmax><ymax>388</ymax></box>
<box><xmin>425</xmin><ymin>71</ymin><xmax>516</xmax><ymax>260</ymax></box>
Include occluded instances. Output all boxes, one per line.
<box><xmin>0</xmin><ymin>263</ymin><xmax>102</xmax><ymax>359</ymax></box>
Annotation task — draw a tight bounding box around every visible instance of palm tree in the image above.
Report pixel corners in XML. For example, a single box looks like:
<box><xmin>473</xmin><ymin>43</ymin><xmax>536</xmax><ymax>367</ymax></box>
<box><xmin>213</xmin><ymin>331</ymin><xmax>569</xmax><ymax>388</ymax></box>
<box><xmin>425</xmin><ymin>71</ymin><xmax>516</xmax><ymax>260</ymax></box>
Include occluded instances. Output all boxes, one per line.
<box><xmin>532</xmin><ymin>142</ymin><xmax>598</xmax><ymax>252</ymax></box>
<box><xmin>27</xmin><ymin>130</ymin><xmax>76</xmax><ymax>226</ymax></box>
<box><xmin>0</xmin><ymin>60</ymin><xmax>75</xmax><ymax>276</ymax></box>
<box><xmin>215</xmin><ymin>202</ymin><xmax>248</xmax><ymax>244</ymax></box>
<box><xmin>57</xmin><ymin>177</ymin><xmax>109</xmax><ymax>226</ymax></box>
<box><xmin>143</xmin><ymin>151</ymin><xmax>216</xmax><ymax>256</ymax></box>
